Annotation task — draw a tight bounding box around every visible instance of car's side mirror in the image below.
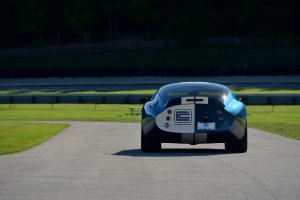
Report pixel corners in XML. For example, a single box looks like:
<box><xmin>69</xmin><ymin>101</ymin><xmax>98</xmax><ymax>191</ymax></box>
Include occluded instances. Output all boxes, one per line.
<box><xmin>140</xmin><ymin>98</ymin><xmax>147</xmax><ymax>104</ymax></box>
<box><xmin>239</xmin><ymin>97</ymin><xmax>247</xmax><ymax>104</ymax></box>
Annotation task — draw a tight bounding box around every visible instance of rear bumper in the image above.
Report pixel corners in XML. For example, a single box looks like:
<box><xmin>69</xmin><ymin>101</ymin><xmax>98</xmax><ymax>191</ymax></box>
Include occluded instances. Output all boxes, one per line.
<box><xmin>160</xmin><ymin>129</ymin><xmax>241</xmax><ymax>144</ymax></box>
<box><xmin>143</xmin><ymin>116</ymin><xmax>246</xmax><ymax>144</ymax></box>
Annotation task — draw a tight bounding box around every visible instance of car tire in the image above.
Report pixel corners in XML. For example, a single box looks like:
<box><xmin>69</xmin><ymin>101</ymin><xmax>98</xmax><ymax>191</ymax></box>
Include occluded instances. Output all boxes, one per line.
<box><xmin>141</xmin><ymin>129</ymin><xmax>161</xmax><ymax>152</ymax></box>
<box><xmin>225</xmin><ymin>127</ymin><xmax>247</xmax><ymax>153</ymax></box>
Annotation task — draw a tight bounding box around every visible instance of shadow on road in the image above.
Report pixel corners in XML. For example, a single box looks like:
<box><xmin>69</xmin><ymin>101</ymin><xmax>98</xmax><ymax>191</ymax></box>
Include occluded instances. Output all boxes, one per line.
<box><xmin>113</xmin><ymin>148</ymin><xmax>232</xmax><ymax>157</ymax></box>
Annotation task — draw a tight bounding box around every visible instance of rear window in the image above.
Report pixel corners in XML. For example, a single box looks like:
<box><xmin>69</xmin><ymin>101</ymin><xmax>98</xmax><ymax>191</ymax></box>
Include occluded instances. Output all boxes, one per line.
<box><xmin>157</xmin><ymin>82</ymin><xmax>230</xmax><ymax>102</ymax></box>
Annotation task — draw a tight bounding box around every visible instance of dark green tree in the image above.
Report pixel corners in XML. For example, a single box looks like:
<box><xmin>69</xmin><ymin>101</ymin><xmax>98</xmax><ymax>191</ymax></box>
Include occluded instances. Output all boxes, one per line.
<box><xmin>129</xmin><ymin>0</ymin><xmax>159</xmax><ymax>39</ymax></box>
<box><xmin>48</xmin><ymin>0</ymin><xmax>64</xmax><ymax>45</ymax></box>
<box><xmin>102</xmin><ymin>0</ymin><xmax>130</xmax><ymax>41</ymax></box>
<box><xmin>64</xmin><ymin>0</ymin><xmax>102</xmax><ymax>43</ymax></box>
<box><xmin>0</xmin><ymin>0</ymin><xmax>299</xmax><ymax>49</ymax></box>
<box><xmin>160</xmin><ymin>0</ymin><xmax>202</xmax><ymax>47</ymax></box>
<box><xmin>17</xmin><ymin>0</ymin><xmax>49</xmax><ymax>45</ymax></box>
<box><xmin>0</xmin><ymin>0</ymin><xmax>19</xmax><ymax>48</ymax></box>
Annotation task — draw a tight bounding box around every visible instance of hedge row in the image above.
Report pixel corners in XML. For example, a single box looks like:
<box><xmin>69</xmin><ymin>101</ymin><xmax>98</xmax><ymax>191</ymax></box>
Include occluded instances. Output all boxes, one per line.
<box><xmin>1</xmin><ymin>65</ymin><xmax>299</xmax><ymax>78</ymax></box>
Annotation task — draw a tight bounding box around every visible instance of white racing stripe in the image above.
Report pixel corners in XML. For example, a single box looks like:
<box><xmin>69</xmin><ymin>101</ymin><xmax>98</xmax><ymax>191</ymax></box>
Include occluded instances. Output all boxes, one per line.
<box><xmin>156</xmin><ymin>96</ymin><xmax>210</xmax><ymax>144</ymax></box>
<box><xmin>181</xmin><ymin>133</ymin><xmax>194</xmax><ymax>144</ymax></box>
<box><xmin>181</xmin><ymin>133</ymin><xmax>208</xmax><ymax>144</ymax></box>
<box><xmin>195</xmin><ymin>133</ymin><xmax>208</xmax><ymax>143</ymax></box>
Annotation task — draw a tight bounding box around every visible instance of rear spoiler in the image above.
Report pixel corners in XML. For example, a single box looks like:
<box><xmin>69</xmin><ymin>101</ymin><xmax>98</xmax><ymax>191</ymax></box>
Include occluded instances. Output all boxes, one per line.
<box><xmin>165</xmin><ymin>97</ymin><xmax>225</xmax><ymax>109</ymax></box>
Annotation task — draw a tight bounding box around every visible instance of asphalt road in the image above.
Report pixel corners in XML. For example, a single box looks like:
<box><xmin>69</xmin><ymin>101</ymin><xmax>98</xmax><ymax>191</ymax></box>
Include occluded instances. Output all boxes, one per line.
<box><xmin>1</xmin><ymin>76</ymin><xmax>300</xmax><ymax>92</ymax></box>
<box><xmin>0</xmin><ymin>122</ymin><xmax>300</xmax><ymax>200</ymax></box>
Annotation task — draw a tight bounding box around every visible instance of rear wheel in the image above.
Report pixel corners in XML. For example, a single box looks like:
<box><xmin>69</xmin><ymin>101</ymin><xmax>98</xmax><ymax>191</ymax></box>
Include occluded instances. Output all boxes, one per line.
<box><xmin>225</xmin><ymin>127</ymin><xmax>247</xmax><ymax>153</ymax></box>
<box><xmin>141</xmin><ymin>129</ymin><xmax>161</xmax><ymax>152</ymax></box>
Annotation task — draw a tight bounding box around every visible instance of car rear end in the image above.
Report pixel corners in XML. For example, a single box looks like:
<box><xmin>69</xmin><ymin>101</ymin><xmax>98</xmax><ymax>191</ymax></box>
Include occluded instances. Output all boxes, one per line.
<box><xmin>156</xmin><ymin>96</ymin><xmax>238</xmax><ymax>145</ymax></box>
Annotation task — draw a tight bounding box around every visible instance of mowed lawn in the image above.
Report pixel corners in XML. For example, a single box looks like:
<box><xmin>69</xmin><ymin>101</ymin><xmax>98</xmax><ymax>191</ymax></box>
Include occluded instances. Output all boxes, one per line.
<box><xmin>0</xmin><ymin>104</ymin><xmax>299</xmax><ymax>140</ymax></box>
<box><xmin>0</xmin><ymin>104</ymin><xmax>139</xmax><ymax>122</ymax></box>
<box><xmin>0</xmin><ymin>122</ymin><xmax>69</xmax><ymax>155</ymax></box>
<box><xmin>0</xmin><ymin>104</ymin><xmax>136</xmax><ymax>155</ymax></box>
<box><xmin>247</xmin><ymin>106</ymin><xmax>300</xmax><ymax>140</ymax></box>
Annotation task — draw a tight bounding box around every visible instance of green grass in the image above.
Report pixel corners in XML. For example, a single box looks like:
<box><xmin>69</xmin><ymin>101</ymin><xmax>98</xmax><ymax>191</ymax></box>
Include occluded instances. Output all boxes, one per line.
<box><xmin>0</xmin><ymin>104</ymin><xmax>141</xmax><ymax>122</ymax></box>
<box><xmin>0</xmin><ymin>104</ymin><xmax>299</xmax><ymax>140</ymax></box>
<box><xmin>0</xmin><ymin>122</ymin><xmax>69</xmax><ymax>155</ymax></box>
<box><xmin>0</xmin><ymin>104</ymin><xmax>138</xmax><ymax>155</ymax></box>
<box><xmin>233</xmin><ymin>88</ymin><xmax>300</xmax><ymax>94</ymax></box>
<box><xmin>1</xmin><ymin>88</ymin><xmax>300</xmax><ymax>95</ymax></box>
<box><xmin>247</xmin><ymin>106</ymin><xmax>300</xmax><ymax>140</ymax></box>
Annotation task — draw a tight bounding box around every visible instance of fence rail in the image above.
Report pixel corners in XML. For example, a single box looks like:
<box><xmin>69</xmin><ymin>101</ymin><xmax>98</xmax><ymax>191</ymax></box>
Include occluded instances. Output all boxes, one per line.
<box><xmin>0</xmin><ymin>94</ymin><xmax>300</xmax><ymax>105</ymax></box>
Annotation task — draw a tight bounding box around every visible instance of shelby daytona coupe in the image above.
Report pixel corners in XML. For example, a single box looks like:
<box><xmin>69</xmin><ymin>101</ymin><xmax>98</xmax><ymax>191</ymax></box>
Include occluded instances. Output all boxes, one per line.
<box><xmin>140</xmin><ymin>82</ymin><xmax>247</xmax><ymax>153</ymax></box>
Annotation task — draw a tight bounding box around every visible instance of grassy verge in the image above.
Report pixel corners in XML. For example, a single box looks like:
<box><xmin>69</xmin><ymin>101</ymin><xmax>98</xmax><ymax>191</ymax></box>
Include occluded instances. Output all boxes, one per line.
<box><xmin>0</xmin><ymin>104</ymin><xmax>140</xmax><ymax>122</ymax></box>
<box><xmin>247</xmin><ymin>106</ymin><xmax>300</xmax><ymax>140</ymax></box>
<box><xmin>233</xmin><ymin>88</ymin><xmax>300</xmax><ymax>94</ymax></box>
<box><xmin>0</xmin><ymin>104</ymin><xmax>299</xmax><ymax>140</ymax></box>
<box><xmin>0</xmin><ymin>122</ymin><xmax>69</xmax><ymax>155</ymax></box>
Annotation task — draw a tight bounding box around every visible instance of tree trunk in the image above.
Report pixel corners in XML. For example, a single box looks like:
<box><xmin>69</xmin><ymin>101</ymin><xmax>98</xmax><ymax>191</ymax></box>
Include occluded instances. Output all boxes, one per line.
<box><xmin>114</xmin><ymin>15</ymin><xmax>119</xmax><ymax>39</ymax></box>
<box><xmin>108</xmin><ymin>14</ymin><xmax>113</xmax><ymax>40</ymax></box>
<box><xmin>84</xmin><ymin>28</ymin><xmax>90</xmax><ymax>43</ymax></box>
<box><xmin>57</xmin><ymin>29</ymin><xmax>61</xmax><ymax>45</ymax></box>
<box><xmin>57</xmin><ymin>0</ymin><xmax>62</xmax><ymax>45</ymax></box>
<box><xmin>145</xmin><ymin>22</ymin><xmax>150</xmax><ymax>39</ymax></box>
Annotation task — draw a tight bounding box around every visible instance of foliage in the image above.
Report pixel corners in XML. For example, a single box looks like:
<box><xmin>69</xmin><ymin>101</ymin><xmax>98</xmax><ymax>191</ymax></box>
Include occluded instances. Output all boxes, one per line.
<box><xmin>64</xmin><ymin>0</ymin><xmax>102</xmax><ymax>42</ymax></box>
<box><xmin>18</xmin><ymin>0</ymin><xmax>47</xmax><ymax>34</ymax></box>
<box><xmin>129</xmin><ymin>0</ymin><xmax>159</xmax><ymax>39</ymax></box>
<box><xmin>0</xmin><ymin>0</ymin><xmax>299</xmax><ymax>48</ymax></box>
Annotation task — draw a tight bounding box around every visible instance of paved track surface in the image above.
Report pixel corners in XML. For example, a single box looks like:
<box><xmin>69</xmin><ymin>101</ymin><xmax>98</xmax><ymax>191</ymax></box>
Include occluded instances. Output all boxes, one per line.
<box><xmin>0</xmin><ymin>122</ymin><xmax>300</xmax><ymax>200</ymax></box>
<box><xmin>1</xmin><ymin>76</ymin><xmax>300</xmax><ymax>91</ymax></box>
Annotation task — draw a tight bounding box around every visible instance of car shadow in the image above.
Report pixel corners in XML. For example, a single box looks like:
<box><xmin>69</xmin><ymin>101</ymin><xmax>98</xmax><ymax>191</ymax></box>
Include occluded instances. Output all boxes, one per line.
<box><xmin>112</xmin><ymin>148</ymin><xmax>235</xmax><ymax>157</ymax></box>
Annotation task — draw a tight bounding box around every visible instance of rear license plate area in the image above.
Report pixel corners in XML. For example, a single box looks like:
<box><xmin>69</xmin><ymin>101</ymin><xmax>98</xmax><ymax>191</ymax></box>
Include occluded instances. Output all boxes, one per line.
<box><xmin>197</xmin><ymin>122</ymin><xmax>216</xmax><ymax>130</ymax></box>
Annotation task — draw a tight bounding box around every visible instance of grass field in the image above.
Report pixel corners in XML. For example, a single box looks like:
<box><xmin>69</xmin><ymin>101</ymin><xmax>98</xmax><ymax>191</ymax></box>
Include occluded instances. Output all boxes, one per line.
<box><xmin>0</xmin><ymin>104</ymin><xmax>299</xmax><ymax>140</ymax></box>
<box><xmin>0</xmin><ymin>104</ymin><xmax>298</xmax><ymax>155</ymax></box>
<box><xmin>247</xmin><ymin>106</ymin><xmax>300</xmax><ymax>140</ymax></box>
<box><xmin>0</xmin><ymin>104</ymin><xmax>139</xmax><ymax>122</ymax></box>
<box><xmin>0</xmin><ymin>122</ymin><xmax>69</xmax><ymax>155</ymax></box>
<box><xmin>0</xmin><ymin>104</ymin><xmax>136</xmax><ymax>155</ymax></box>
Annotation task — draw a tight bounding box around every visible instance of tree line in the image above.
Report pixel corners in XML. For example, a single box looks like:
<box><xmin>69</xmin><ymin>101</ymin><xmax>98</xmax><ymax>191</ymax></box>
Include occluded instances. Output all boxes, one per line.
<box><xmin>1</xmin><ymin>0</ymin><xmax>299</xmax><ymax>49</ymax></box>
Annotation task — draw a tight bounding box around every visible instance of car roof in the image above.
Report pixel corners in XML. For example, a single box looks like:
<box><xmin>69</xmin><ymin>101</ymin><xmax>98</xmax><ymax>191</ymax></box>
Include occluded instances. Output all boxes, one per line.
<box><xmin>157</xmin><ymin>82</ymin><xmax>231</xmax><ymax>102</ymax></box>
<box><xmin>159</xmin><ymin>82</ymin><xmax>230</xmax><ymax>92</ymax></box>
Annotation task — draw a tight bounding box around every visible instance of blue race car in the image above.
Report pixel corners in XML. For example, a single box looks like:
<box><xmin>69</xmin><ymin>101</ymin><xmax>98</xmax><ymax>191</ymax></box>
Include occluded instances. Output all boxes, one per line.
<box><xmin>140</xmin><ymin>82</ymin><xmax>247</xmax><ymax>153</ymax></box>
